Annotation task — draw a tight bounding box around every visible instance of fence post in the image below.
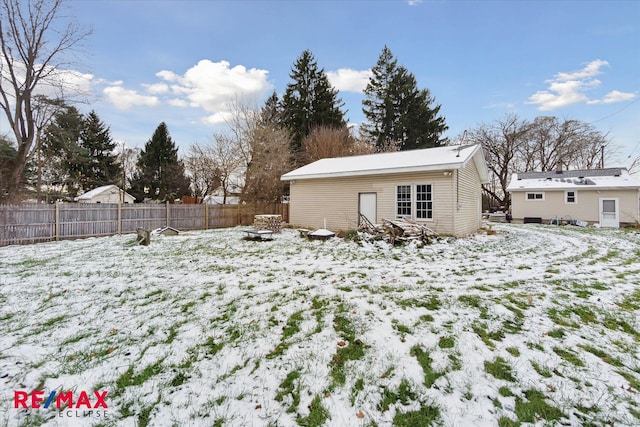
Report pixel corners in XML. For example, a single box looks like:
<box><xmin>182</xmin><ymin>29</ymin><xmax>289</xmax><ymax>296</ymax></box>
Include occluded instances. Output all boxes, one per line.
<box><xmin>55</xmin><ymin>202</ymin><xmax>60</xmax><ymax>241</ymax></box>
<box><xmin>205</xmin><ymin>203</ymin><xmax>208</xmax><ymax>230</ymax></box>
<box><xmin>166</xmin><ymin>201</ymin><xmax>170</xmax><ymax>227</ymax></box>
<box><xmin>117</xmin><ymin>201</ymin><xmax>122</xmax><ymax>235</ymax></box>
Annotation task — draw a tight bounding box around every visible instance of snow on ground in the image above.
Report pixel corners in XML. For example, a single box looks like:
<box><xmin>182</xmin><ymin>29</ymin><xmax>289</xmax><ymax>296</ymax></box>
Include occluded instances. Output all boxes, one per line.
<box><xmin>0</xmin><ymin>223</ymin><xmax>639</xmax><ymax>426</ymax></box>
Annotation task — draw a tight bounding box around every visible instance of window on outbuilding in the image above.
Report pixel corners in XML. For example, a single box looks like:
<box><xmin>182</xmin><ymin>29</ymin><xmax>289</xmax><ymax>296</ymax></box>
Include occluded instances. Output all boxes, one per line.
<box><xmin>565</xmin><ymin>191</ymin><xmax>577</xmax><ymax>204</ymax></box>
<box><xmin>416</xmin><ymin>184</ymin><xmax>433</xmax><ymax>219</ymax></box>
<box><xmin>397</xmin><ymin>184</ymin><xmax>433</xmax><ymax>220</ymax></box>
<box><xmin>396</xmin><ymin>185</ymin><xmax>411</xmax><ymax>217</ymax></box>
<box><xmin>526</xmin><ymin>192</ymin><xmax>544</xmax><ymax>201</ymax></box>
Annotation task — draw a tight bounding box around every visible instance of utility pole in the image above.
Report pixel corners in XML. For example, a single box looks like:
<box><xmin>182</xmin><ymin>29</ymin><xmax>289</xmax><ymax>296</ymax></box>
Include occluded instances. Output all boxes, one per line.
<box><xmin>121</xmin><ymin>140</ymin><xmax>126</xmax><ymax>204</ymax></box>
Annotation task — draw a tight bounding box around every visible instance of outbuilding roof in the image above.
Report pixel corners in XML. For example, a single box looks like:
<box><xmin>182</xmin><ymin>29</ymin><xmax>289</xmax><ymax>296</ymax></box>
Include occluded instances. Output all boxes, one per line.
<box><xmin>75</xmin><ymin>185</ymin><xmax>135</xmax><ymax>201</ymax></box>
<box><xmin>507</xmin><ymin>168</ymin><xmax>640</xmax><ymax>191</ymax></box>
<box><xmin>281</xmin><ymin>144</ymin><xmax>489</xmax><ymax>182</ymax></box>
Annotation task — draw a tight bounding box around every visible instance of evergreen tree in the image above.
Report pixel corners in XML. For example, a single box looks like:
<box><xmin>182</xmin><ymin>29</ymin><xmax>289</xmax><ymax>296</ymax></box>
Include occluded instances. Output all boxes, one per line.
<box><xmin>281</xmin><ymin>50</ymin><xmax>346</xmax><ymax>164</ymax></box>
<box><xmin>362</xmin><ymin>46</ymin><xmax>448</xmax><ymax>151</ymax></box>
<box><xmin>261</xmin><ymin>91</ymin><xmax>283</xmax><ymax>125</ymax></box>
<box><xmin>79</xmin><ymin>111</ymin><xmax>121</xmax><ymax>189</ymax></box>
<box><xmin>130</xmin><ymin>122</ymin><xmax>191</xmax><ymax>202</ymax></box>
<box><xmin>42</xmin><ymin>104</ymin><xmax>87</xmax><ymax>195</ymax></box>
<box><xmin>0</xmin><ymin>136</ymin><xmax>17</xmax><ymax>196</ymax></box>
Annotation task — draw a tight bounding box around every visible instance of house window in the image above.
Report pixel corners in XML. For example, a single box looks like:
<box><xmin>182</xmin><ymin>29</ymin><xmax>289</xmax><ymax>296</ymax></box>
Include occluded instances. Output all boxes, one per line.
<box><xmin>526</xmin><ymin>192</ymin><xmax>544</xmax><ymax>201</ymax></box>
<box><xmin>396</xmin><ymin>184</ymin><xmax>433</xmax><ymax>220</ymax></box>
<box><xmin>416</xmin><ymin>184</ymin><xmax>433</xmax><ymax>219</ymax></box>
<box><xmin>396</xmin><ymin>185</ymin><xmax>411</xmax><ymax>217</ymax></box>
<box><xmin>565</xmin><ymin>191</ymin><xmax>577</xmax><ymax>204</ymax></box>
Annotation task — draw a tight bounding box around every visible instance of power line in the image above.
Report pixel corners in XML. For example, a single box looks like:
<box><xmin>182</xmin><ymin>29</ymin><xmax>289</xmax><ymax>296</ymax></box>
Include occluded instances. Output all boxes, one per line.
<box><xmin>588</xmin><ymin>97</ymin><xmax>639</xmax><ymax>125</ymax></box>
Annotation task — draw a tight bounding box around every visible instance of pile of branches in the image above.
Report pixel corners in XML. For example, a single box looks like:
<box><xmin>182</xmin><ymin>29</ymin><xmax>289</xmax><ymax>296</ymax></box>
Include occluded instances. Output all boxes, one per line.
<box><xmin>357</xmin><ymin>214</ymin><xmax>439</xmax><ymax>245</ymax></box>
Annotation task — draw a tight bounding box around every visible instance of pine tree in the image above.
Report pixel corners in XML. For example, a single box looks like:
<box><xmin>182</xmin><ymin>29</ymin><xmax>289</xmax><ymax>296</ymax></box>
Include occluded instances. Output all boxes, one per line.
<box><xmin>130</xmin><ymin>122</ymin><xmax>191</xmax><ymax>202</ymax></box>
<box><xmin>362</xmin><ymin>46</ymin><xmax>448</xmax><ymax>151</ymax></box>
<box><xmin>79</xmin><ymin>111</ymin><xmax>121</xmax><ymax>189</ymax></box>
<box><xmin>42</xmin><ymin>104</ymin><xmax>87</xmax><ymax>195</ymax></box>
<box><xmin>281</xmin><ymin>50</ymin><xmax>346</xmax><ymax>164</ymax></box>
<box><xmin>261</xmin><ymin>91</ymin><xmax>283</xmax><ymax>125</ymax></box>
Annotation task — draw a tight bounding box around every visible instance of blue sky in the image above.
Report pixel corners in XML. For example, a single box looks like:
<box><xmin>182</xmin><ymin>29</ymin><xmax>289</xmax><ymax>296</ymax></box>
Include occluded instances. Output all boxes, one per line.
<box><xmin>59</xmin><ymin>0</ymin><xmax>640</xmax><ymax>165</ymax></box>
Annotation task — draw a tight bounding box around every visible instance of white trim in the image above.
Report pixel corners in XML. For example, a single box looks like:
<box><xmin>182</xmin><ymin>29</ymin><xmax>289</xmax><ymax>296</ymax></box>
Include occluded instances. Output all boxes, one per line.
<box><xmin>525</xmin><ymin>192</ymin><xmax>545</xmax><ymax>201</ymax></box>
<box><xmin>415</xmin><ymin>183</ymin><xmax>434</xmax><ymax>221</ymax></box>
<box><xmin>395</xmin><ymin>183</ymin><xmax>434</xmax><ymax>222</ymax></box>
<box><xmin>395</xmin><ymin>184</ymin><xmax>412</xmax><ymax>218</ymax></box>
<box><xmin>599</xmin><ymin>198</ymin><xmax>619</xmax><ymax>228</ymax></box>
<box><xmin>565</xmin><ymin>190</ymin><xmax>577</xmax><ymax>204</ymax></box>
<box><xmin>358</xmin><ymin>192</ymin><xmax>377</xmax><ymax>225</ymax></box>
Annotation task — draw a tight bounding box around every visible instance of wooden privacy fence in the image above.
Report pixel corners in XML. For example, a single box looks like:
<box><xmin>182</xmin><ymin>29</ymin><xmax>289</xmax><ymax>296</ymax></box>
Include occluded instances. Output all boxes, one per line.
<box><xmin>0</xmin><ymin>202</ymin><xmax>289</xmax><ymax>247</ymax></box>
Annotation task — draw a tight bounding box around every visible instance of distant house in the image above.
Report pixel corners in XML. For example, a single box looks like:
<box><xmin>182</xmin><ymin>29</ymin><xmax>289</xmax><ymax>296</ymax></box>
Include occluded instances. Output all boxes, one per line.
<box><xmin>507</xmin><ymin>168</ymin><xmax>640</xmax><ymax>227</ymax></box>
<box><xmin>281</xmin><ymin>144</ymin><xmax>490</xmax><ymax>237</ymax></box>
<box><xmin>75</xmin><ymin>185</ymin><xmax>135</xmax><ymax>204</ymax></box>
<box><xmin>203</xmin><ymin>195</ymin><xmax>240</xmax><ymax>205</ymax></box>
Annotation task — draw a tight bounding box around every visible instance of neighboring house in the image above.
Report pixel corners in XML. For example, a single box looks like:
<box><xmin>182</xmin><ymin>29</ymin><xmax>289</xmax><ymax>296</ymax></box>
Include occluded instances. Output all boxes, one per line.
<box><xmin>507</xmin><ymin>168</ymin><xmax>640</xmax><ymax>227</ymax></box>
<box><xmin>281</xmin><ymin>144</ymin><xmax>490</xmax><ymax>237</ymax></box>
<box><xmin>203</xmin><ymin>195</ymin><xmax>240</xmax><ymax>205</ymax></box>
<box><xmin>75</xmin><ymin>185</ymin><xmax>135</xmax><ymax>204</ymax></box>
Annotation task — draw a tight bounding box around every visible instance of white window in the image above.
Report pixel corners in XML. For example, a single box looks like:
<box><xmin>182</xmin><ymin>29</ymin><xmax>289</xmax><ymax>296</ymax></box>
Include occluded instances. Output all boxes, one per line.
<box><xmin>416</xmin><ymin>184</ymin><xmax>433</xmax><ymax>219</ymax></box>
<box><xmin>396</xmin><ymin>184</ymin><xmax>433</xmax><ymax>220</ymax></box>
<box><xmin>526</xmin><ymin>192</ymin><xmax>544</xmax><ymax>201</ymax></box>
<box><xmin>396</xmin><ymin>185</ymin><xmax>411</xmax><ymax>217</ymax></box>
<box><xmin>565</xmin><ymin>191</ymin><xmax>577</xmax><ymax>204</ymax></box>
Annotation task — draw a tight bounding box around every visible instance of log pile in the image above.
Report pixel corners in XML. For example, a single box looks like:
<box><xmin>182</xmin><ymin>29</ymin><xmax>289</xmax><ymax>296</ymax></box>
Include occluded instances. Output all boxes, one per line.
<box><xmin>253</xmin><ymin>214</ymin><xmax>282</xmax><ymax>232</ymax></box>
<box><xmin>357</xmin><ymin>214</ymin><xmax>439</xmax><ymax>245</ymax></box>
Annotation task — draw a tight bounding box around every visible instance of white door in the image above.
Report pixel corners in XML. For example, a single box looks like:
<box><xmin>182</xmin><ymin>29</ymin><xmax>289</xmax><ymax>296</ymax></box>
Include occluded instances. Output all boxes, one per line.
<box><xmin>358</xmin><ymin>193</ymin><xmax>377</xmax><ymax>225</ymax></box>
<box><xmin>600</xmin><ymin>198</ymin><xmax>619</xmax><ymax>228</ymax></box>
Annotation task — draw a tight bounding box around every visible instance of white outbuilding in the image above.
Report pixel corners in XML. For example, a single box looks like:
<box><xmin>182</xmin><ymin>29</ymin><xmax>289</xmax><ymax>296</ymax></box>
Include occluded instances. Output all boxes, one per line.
<box><xmin>75</xmin><ymin>185</ymin><xmax>135</xmax><ymax>204</ymax></box>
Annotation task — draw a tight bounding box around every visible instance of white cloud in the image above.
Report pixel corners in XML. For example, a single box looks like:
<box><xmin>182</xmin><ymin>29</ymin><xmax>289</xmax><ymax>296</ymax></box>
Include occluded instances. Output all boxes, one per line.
<box><xmin>203</xmin><ymin>111</ymin><xmax>235</xmax><ymax>125</ymax></box>
<box><xmin>602</xmin><ymin>90</ymin><xmax>637</xmax><ymax>104</ymax></box>
<box><xmin>1</xmin><ymin>55</ymin><xmax>95</xmax><ymax>100</ymax></box>
<box><xmin>408</xmin><ymin>0</ymin><xmax>424</xmax><ymax>5</ymax></box>
<box><xmin>168</xmin><ymin>98</ymin><xmax>188</xmax><ymax>108</ymax></box>
<box><xmin>156</xmin><ymin>59</ymin><xmax>272</xmax><ymax>116</ymax></box>
<box><xmin>98</xmin><ymin>59</ymin><xmax>272</xmax><ymax>120</ymax></box>
<box><xmin>527</xmin><ymin>59</ymin><xmax>635</xmax><ymax>110</ymax></box>
<box><xmin>51</xmin><ymin>69</ymin><xmax>95</xmax><ymax>96</ymax></box>
<box><xmin>554</xmin><ymin>59</ymin><xmax>608</xmax><ymax>81</ymax></box>
<box><xmin>143</xmin><ymin>83</ymin><xmax>170</xmax><ymax>94</ymax></box>
<box><xmin>103</xmin><ymin>86</ymin><xmax>159</xmax><ymax>110</ymax></box>
<box><xmin>327</xmin><ymin>68</ymin><xmax>372</xmax><ymax>93</ymax></box>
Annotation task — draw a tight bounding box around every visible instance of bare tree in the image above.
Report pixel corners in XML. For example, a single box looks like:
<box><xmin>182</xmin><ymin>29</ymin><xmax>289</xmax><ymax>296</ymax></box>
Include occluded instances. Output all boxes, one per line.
<box><xmin>210</xmin><ymin>133</ymin><xmax>244</xmax><ymax>204</ymax></box>
<box><xmin>302</xmin><ymin>125</ymin><xmax>375</xmax><ymax>163</ymax></box>
<box><xmin>221</xmin><ymin>98</ymin><xmax>294</xmax><ymax>203</ymax></box>
<box><xmin>0</xmin><ymin>0</ymin><xmax>91</xmax><ymax>201</ymax></box>
<box><xmin>629</xmin><ymin>155</ymin><xmax>640</xmax><ymax>175</ymax></box>
<box><xmin>116</xmin><ymin>141</ymin><xmax>139</xmax><ymax>191</ymax></box>
<box><xmin>467</xmin><ymin>113</ymin><xmax>615</xmax><ymax>209</ymax></box>
<box><xmin>466</xmin><ymin>113</ymin><xmax>531</xmax><ymax>208</ymax></box>
<box><xmin>522</xmin><ymin>116</ymin><xmax>611</xmax><ymax>171</ymax></box>
<box><xmin>242</xmin><ymin>123</ymin><xmax>292</xmax><ymax>203</ymax></box>
<box><xmin>185</xmin><ymin>143</ymin><xmax>221</xmax><ymax>199</ymax></box>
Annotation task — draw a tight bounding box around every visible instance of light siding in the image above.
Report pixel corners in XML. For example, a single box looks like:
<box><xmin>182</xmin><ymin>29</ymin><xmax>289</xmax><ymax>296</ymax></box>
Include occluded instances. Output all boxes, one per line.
<box><xmin>289</xmin><ymin>159</ymin><xmax>483</xmax><ymax>236</ymax></box>
<box><xmin>453</xmin><ymin>160</ymin><xmax>483</xmax><ymax>235</ymax></box>
<box><xmin>510</xmin><ymin>189</ymin><xmax>640</xmax><ymax>224</ymax></box>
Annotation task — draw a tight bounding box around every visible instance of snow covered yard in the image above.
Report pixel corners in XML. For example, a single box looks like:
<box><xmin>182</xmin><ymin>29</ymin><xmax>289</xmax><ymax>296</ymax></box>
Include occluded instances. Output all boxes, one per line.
<box><xmin>0</xmin><ymin>223</ymin><xmax>639</xmax><ymax>427</ymax></box>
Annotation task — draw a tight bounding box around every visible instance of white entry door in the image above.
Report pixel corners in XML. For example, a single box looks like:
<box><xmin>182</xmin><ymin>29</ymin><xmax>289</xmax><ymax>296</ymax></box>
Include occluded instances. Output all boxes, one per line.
<box><xmin>358</xmin><ymin>193</ymin><xmax>377</xmax><ymax>225</ymax></box>
<box><xmin>599</xmin><ymin>198</ymin><xmax>619</xmax><ymax>228</ymax></box>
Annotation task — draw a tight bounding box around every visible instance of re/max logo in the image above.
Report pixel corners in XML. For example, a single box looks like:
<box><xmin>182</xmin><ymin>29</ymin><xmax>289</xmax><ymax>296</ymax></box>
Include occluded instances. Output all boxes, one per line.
<box><xmin>13</xmin><ymin>390</ymin><xmax>108</xmax><ymax>409</ymax></box>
